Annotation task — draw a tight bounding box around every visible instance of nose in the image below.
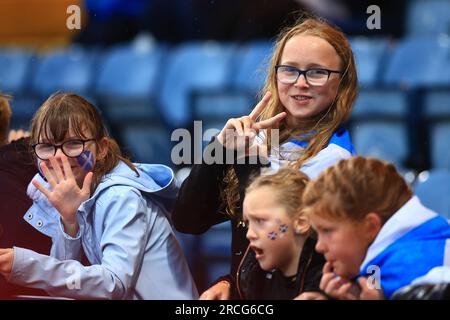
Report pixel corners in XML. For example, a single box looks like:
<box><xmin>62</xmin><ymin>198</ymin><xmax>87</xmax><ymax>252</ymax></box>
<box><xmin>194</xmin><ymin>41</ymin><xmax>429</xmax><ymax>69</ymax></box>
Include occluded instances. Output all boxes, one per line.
<box><xmin>54</xmin><ymin>147</ymin><xmax>65</xmax><ymax>158</ymax></box>
<box><xmin>246</xmin><ymin>225</ymin><xmax>257</xmax><ymax>241</ymax></box>
<box><xmin>315</xmin><ymin>236</ymin><xmax>326</xmax><ymax>254</ymax></box>
<box><xmin>294</xmin><ymin>73</ymin><xmax>309</xmax><ymax>87</ymax></box>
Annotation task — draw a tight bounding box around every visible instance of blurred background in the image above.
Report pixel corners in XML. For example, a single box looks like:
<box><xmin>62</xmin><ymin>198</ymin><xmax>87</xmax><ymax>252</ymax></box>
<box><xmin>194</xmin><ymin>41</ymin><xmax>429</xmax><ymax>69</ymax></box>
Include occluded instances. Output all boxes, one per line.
<box><xmin>1</xmin><ymin>0</ymin><xmax>450</xmax><ymax>293</ymax></box>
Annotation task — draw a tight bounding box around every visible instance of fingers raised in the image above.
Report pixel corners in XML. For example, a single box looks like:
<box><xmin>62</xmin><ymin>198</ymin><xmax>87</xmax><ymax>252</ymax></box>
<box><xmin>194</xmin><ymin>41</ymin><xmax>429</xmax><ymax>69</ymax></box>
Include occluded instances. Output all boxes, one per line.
<box><xmin>249</xmin><ymin>91</ymin><xmax>272</xmax><ymax>120</ymax></box>
<box><xmin>40</xmin><ymin>161</ymin><xmax>57</xmax><ymax>187</ymax></box>
<box><xmin>61</xmin><ymin>154</ymin><xmax>74</xmax><ymax>180</ymax></box>
<box><xmin>253</xmin><ymin>111</ymin><xmax>286</xmax><ymax>130</ymax></box>
<box><xmin>32</xmin><ymin>179</ymin><xmax>51</xmax><ymax>198</ymax></box>
<box><xmin>49</xmin><ymin>156</ymin><xmax>64</xmax><ymax>182</ymax></box>
<box><xmin>81</xmin><ymin>172</ymin><xmax>93</xmax><ymax>196</ymax></box>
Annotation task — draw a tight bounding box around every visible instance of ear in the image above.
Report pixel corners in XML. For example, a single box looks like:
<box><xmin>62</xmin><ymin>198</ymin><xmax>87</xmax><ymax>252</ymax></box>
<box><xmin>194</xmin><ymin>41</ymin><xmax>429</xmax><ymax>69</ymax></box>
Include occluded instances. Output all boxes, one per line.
<box><xmin>363</xmin><ymin>212</ymin><xmax>382</xmax><ymax>243</ymax></box>
<box><xmin>96</xmin><ymin>137</ymin><xmax>109</xmax><ymax>161</ymax></box>
<box><xmin>294</xmin><ymin>213</ymin><xmax>311</xmax><ymax>235</ymax></box>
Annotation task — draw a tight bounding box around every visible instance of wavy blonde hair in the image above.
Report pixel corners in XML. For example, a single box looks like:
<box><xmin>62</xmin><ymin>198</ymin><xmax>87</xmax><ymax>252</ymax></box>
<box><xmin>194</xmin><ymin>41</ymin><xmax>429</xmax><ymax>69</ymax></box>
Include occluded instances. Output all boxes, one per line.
<box><xmin>30</xmin><ymin>92</ymin><xmax>138</xmax><ymax>191</ymax></box>
<box><xmin>246</xmin><ymin>167</ymin><xmax>310</xmax><ymax>220</ymax></box>
<box><xmin>223</xmin><ymin>15</ymin><xmax>358</xmax><ymax>218</ymax></box>
<box><xmin>302</xmin><ymin>157</ymin><xmax>412</xmax><ymax>223</ymax></box>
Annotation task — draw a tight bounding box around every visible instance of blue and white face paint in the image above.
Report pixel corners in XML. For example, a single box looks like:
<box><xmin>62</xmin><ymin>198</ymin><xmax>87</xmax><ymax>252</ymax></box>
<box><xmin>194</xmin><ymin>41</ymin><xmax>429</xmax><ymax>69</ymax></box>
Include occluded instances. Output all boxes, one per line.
<box><xmin>37</xmin><ymin>150</ymin><xmax>94</xmax><ymax>181</ymax></box>
<box><xmin>76</xmin><ymin>150</ymin><xmax>94</xmax><ymax>172</ymax></box>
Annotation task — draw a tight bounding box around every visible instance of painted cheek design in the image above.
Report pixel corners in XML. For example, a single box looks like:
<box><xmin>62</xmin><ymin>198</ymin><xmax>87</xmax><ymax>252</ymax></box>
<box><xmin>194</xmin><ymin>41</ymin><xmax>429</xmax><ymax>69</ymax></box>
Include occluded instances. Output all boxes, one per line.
<box><xmin>267</xmin><ymin>231</ymin><xmax>278</xmax><ymax>240</ymax></box>
<box><xmin>279</xmin><ymin>224</ymin><xmax>288</xmax><ymax>233</ymax></box>
<box><xmin>76</xmin><ymin>150</ymin><xmax>94</xmax><ymax>171</ymax></box>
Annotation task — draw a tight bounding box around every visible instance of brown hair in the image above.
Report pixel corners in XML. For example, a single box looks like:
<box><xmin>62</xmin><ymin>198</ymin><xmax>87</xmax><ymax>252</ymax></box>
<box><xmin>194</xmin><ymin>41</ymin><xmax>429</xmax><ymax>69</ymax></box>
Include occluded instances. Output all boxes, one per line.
<box><xmin>246</xmin><ymin>167</ymin><xmax>310</xmax><ymax>220</ymax></box>
<box><xmin>0</xmin><ymin>93</ymin><xmax>12</xmax><ymax>145</ymax></box>
<box><xmin>302</xmin><ymin>157</ymin><xmax>413</xmax><ymax>223</ymax></box>
<box><xmin>30</xmin><ymin>92</ymin><xmax>138</xmax><ymax>191</ymax></box>
<box><xmin>224</xmin><ymin>14</ymin><xmax>358</xmax><ymax>218</ymax></box>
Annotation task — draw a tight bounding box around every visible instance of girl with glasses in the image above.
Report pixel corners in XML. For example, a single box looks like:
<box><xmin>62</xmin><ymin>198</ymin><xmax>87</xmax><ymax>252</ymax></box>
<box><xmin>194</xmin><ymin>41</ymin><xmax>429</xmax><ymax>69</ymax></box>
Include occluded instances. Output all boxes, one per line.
<box><xmin>0</xmin><ymin>93</ymin><xmax>198</xmax><ymax>299</ymax></box>
<box><xmin>173</xmin><ymin>14</ymin><xmax>358</xmax><ymax>299</ymax></box>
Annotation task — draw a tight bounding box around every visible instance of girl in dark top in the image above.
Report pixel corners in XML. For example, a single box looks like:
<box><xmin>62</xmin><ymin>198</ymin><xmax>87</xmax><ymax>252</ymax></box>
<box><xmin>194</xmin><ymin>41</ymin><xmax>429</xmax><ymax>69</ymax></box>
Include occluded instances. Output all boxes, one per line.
<box><xmin>237</xmin><ymin>168</ymin><xmax>325</xmax><ymax>299</ymax></box>
<box><xmin>173</xmin><ymin>14</ymin><xmax>357</xmax><ymax>299</ymax></box>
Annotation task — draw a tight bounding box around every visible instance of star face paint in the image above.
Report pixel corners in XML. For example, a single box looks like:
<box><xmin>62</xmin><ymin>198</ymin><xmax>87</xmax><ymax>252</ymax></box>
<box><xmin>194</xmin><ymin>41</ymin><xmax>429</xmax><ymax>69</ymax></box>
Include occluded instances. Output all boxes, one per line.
<box><xmin>243</xmin><ymin>186</ymin><xmax>305</xmax><ymax>276</ymax></box>
<box><xmin>267</xmin><ymin>231</ymin><xmax>278</xmax><ymax>240</ymax></box>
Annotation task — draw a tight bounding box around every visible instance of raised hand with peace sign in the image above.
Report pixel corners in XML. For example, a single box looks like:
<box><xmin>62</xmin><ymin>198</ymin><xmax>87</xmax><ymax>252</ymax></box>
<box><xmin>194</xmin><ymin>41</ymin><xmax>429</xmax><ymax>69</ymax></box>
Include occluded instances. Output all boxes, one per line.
<box><xmin>216</xmin><ymin>92</ymin><xmax>286</xmax><ymax>157</ymax></box>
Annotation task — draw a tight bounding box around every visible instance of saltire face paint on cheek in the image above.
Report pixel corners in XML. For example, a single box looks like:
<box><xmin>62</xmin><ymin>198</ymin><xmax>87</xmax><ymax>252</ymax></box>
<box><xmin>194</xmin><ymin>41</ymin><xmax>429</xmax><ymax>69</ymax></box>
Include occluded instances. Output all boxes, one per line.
<box><xmin>37</xmin><ymin>150</ymin><xmax>94</xmax><ymax>181</ymax></box>
<box><xmin>76</xmin><ymin>150</ymin><xmax>94</xmax><ymax>172</ymax></box>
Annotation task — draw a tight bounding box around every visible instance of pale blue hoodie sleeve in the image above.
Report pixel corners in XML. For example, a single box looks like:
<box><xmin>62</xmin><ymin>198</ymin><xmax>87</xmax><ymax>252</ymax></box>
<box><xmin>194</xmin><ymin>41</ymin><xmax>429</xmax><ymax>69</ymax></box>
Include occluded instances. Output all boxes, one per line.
<box><xmin>9</xmin><ymin>188</ymin><xmax>150</xmax><ymax>299</ymax></box>
<box><xmin>49</xmin><ymin>218</ymin><xmax>83</xmax><ymax>261</ymax></box>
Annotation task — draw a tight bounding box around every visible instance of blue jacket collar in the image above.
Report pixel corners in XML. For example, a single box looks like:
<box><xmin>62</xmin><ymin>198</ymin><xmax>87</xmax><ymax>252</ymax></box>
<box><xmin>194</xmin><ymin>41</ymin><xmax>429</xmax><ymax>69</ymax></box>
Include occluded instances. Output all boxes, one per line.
<box><xmin>290</xmin><ymin>127</ymin><xmax>355</xmax><ymax>155</ymax></box>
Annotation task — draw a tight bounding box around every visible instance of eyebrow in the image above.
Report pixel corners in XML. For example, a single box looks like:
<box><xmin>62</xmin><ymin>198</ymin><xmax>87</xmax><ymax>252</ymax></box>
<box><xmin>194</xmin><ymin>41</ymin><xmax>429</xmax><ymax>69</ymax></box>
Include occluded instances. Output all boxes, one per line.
<box><xmin>280</xmin><ymin>62</ymin><xmax>332</xmax><ymax>69</ymax></box>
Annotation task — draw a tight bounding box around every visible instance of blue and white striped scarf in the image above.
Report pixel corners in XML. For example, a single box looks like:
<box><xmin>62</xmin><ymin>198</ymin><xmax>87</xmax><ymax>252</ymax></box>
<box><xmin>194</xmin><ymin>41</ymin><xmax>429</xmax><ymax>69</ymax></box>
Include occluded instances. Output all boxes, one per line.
<box><xmin>359</xmin><ymin>196</ymin><xmax>450</xmax><ymax>298</ymax></box>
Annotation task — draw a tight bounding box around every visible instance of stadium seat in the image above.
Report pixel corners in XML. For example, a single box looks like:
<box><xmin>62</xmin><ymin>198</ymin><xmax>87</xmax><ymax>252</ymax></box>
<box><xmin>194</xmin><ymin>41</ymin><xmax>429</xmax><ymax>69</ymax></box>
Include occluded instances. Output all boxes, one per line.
<box><xmin>383</xmin><ymin>36</ymin><xmax>450</xmax><ymax>87</ymax></box>
<box><xmin>96</xmin><ymin>40</ymin><xmax>164</xmax><ymax>123</ymax></box>
<box><xmin>0</xmin><ymin>48</ymin><xmax>33</xmax><ymax>95</ymax></box>
<box><xmin>0</xmin><ymin>48</ymin><xmax>38</xmax><ymax>129</ymax></box>
<box><xmin>352</xmin><ymin>122</ymin><xmax>408</xmax><ymax>168</ymax></box>
<box><xmin>415</xmin><ymin>169</ymin><xmax>450</xmax><ymax>219</ymax></box>
<box><xmin>350</xmin><ymin>37</ymin><xmax>389</xmax><ymax>87</ymax></box>
<box><xmin>429</xmin><ymin>123</ymin><xmax>450</xmax><ymax>170</ymax></box>
<box><xmin>233</xmin><ymin>40</ymin><xmax>273</xmax><ymax>93</ymax></box>
<box><xmin>120</xmin><ymin>124</ymin><xmax>172</xmax><ymax>165</ymax></box>
<box><xmin>423</xmin><ymin>89</ymin><xmax>450</xmax><ymax>170</ymax></box>
<box><xmin>406</xmin><ymin>0</ymin><xmax>450</xmax><ymax>36</ymax></box>
<box><xmin>199</xmin><ymin>221</ymin><xmax>232</xmax><ymax>287</ymax></box>
<box><xmin>351</xmin><ymin>88</ymin><xmax>407</xmax><ymax>118</ymax></box>
<box><xmin>32</xmin><ymin>46</ymin><xmax>96</xmax><ymax>98</ymax></box>
<box><xmin>158</xmin><ymin>41</ymin><xmax>234</xmax><ymax>129</ymax></box>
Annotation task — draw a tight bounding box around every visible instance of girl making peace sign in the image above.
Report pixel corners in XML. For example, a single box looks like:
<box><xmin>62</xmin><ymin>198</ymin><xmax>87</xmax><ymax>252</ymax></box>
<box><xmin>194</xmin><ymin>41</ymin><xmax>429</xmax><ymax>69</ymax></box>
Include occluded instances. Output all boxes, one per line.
<box><xmin>173</xmin><ymin>15</ymin><xmax>357</xmax><ymax>300</ymax></box>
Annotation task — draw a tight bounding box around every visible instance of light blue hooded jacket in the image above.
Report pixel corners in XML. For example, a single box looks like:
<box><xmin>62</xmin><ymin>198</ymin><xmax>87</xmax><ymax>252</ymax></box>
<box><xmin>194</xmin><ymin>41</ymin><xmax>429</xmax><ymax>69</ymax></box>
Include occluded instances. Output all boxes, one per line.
<box><xmin>8</xmin><ymin>161</ymin><xmax>198</xmax><ymax>300</ymax></box>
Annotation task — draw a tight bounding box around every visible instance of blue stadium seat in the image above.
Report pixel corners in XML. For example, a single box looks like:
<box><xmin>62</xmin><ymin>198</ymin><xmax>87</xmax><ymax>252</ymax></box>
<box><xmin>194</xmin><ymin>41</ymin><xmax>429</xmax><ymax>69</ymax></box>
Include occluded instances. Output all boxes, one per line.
<box><xmin>32</xmin><ymin>46</ymin><xmax>96</xmax><ymax>98</ymax></box>
<box><xmin>349</xmin><ymin>37</ymin><xmax>389</xmax><ymax>87</ymax></box>
<box><xmin>96</xmin><ymin>41</ymin><xmax>164</xmax><ymax>122</ymax></box>
<box><xmin>0</xmin><ymin>48</ymin><xmax>33</xmax><ymax>94</ymax></box>
<box><xmin>351</xmin><ymin>88</ymin><xmax>407</xmax><ymax>118</ymax></box>
<box><xmin>8</xmin><ymin>97</ymin><xmax>44</xmax><ymax>130</ymax></box>
<box><xmin>350</xmin><ymin>88</ymin><xmax>409</xmax><ymax>168</ymax></box>
<box><xmin>352</xmin><ymin>122</ymin><xmax>408</xmax><ymax>168</ymax></box>
<box><xmin>233</xmin><ymin>40</ymin><xmax>273</xmax><ymax>93</ymax></box>
<box><xmin>158</xmin><ymin>42</ymin><xmax>234</xmax><ymax>129</ymax></box>
<box><xmin>383</xmin><ymin>36</ymin><xmax>450</xmax><ymax>87</ymax></box>
<box><xmin>120</xmin><ymin>124</ymin><xmax>172</xmax><ymax>165</ymax></box>
<box><xmin>0</xmin><ymin>48</ymin><xmax>42</xmax><ymax>129</ymax></box>
<box><xmin>415</xmin><ymin>169</ymin><xmax>450</xmax><ymax>219</ymax></box>
<box><xmin>429</xmin><ymin>123</ymin><xmax>450</xmax><ymax>170</ymax></box>
<box><xmin>423</xmin><ymin>89</ymin><xmax>450</xmax><ymax>119</ymax></box>
<box><xmin>423</xmin><ymin>89</ymin><xmax>450</xmax><ymax>170</ymax></box>
<box><xmin>199</xmin><ymin>221</ymin><xmax>232</xmax><ymax>287</ymax></box>
<box><xmin>406</xmin><ymin>0</ymin><xmax>450</xmax><ymax>36</ymax></box>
